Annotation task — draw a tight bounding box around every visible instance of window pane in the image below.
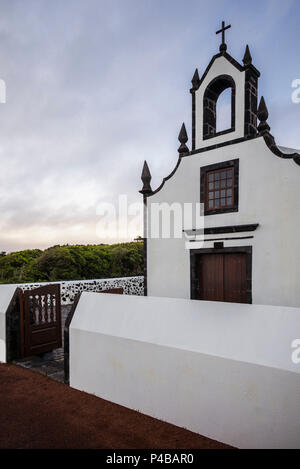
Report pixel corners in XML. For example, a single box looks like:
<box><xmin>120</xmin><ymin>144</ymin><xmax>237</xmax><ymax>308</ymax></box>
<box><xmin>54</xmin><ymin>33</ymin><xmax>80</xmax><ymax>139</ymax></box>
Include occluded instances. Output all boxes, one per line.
<box><xmin>205</xmin><ymin>166</ymin><xmax>236</xmax><ymax>212</ymax></box>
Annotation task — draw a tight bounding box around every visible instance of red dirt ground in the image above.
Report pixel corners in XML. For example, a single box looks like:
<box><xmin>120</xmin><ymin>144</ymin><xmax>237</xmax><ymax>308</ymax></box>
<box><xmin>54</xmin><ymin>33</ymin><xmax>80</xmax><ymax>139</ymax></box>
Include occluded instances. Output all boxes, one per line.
<box><xmin>0</xmin><ymin>364</ymin><xmax>233</xmax><ymax>449</ymax></box>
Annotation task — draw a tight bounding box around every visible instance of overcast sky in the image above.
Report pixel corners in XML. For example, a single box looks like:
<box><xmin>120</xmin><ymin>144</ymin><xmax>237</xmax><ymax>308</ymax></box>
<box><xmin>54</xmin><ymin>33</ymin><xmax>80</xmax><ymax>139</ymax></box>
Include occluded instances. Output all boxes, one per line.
<box><xmin>0</xmin><ymin>0</ymin><xmax>299</xmax><ymax>252</ymax></box>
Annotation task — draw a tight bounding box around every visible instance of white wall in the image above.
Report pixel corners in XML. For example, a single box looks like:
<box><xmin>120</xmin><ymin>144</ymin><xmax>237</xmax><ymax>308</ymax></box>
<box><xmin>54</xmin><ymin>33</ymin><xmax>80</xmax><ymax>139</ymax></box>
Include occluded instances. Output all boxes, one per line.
<box><xmin>147</xmin><ymin>137</ymin><xmax>300</xmax><ymax>307</ymax></box>
<box><xmin>0</xmin><ymin>285</ymin><xmax>18</xmax><ymax>363</ymax></box>
<box><xmin>70</xmin><ymin>293</ymin><xmax>300</xmax><ymax>449</ymax></box>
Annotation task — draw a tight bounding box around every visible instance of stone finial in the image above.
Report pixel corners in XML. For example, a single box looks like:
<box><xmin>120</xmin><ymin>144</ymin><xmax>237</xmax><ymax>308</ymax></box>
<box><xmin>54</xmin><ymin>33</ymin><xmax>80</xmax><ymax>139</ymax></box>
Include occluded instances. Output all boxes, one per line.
<box><xmin>257</xmin><ymin>96</ymin><xmax>271</xmax><ymax>133</ymax></box>
<box><xmin>178</xmin><ymin>123</ymin><xmax>189</xmax><ymax>155</ymax></box>
<box><xmin>191</xmin><ymin>69</ymin><xmax>200</xmax><ymax>91</ymax></box>
<box><xmin>243</xmin><ymin>45</ymin><xmax>252</xmax><ymax>66</ymax></box>
<box><xmin>140</xmin><ymin>160</ymin><xmax>152</xmax><ymax>195</ymax></box>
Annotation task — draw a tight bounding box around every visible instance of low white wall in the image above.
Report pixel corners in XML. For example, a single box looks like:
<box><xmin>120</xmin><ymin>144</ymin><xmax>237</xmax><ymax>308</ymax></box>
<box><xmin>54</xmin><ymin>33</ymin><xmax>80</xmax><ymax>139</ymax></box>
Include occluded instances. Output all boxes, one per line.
<box><xmin>0</xmin><ymin>285</ymin><xmax>18</xmax><ymax>363</ymax></box>
<box><xmin>70</xmin><ymin>294</ymin><xmax>300</xmax><ymax>449</ymax></box>
<box><xmin>9</xmin><ymin>276</ymin><xmax>144</xmax><ymax>304</ymax></box>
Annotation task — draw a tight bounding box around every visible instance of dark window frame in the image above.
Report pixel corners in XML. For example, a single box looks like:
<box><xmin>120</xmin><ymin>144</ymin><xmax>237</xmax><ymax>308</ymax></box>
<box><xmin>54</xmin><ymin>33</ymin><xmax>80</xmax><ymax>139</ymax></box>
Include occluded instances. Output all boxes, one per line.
<box><xmin>200</xmin><ymin>159</ymin><xmax>239</xmax><ymax>216</ymax></box>
<box><xmin>205</xmin><ymin>166</ymin><xmax>234</xmax><ymax>211</ymax></box>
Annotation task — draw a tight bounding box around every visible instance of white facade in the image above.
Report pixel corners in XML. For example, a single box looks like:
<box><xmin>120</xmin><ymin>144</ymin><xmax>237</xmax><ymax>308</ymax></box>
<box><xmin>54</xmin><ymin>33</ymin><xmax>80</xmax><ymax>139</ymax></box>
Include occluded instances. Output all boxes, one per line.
<box><xmin>145</xmin><ymin>48</ymin><xmax>300</xmax><ymax>308</ymax></box>
<box><xmin>70</xmin><ymin>292</ymin><xmax>300</xmax><ymax>449</ymax></box>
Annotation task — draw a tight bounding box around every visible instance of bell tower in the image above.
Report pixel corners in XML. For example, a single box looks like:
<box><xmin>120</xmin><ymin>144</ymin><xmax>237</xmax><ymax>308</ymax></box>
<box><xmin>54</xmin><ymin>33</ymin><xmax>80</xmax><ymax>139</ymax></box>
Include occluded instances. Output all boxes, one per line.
<box><xmin>190</xmin><ymin>22</ymin><xmax>260</xmax><ymax>151</ymax></box>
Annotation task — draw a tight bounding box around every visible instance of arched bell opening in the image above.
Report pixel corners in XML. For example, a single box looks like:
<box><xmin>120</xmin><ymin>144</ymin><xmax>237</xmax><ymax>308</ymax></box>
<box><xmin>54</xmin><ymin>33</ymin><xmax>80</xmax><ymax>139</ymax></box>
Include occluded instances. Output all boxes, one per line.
<box><xmin>203</xmin><ymin>75</ymin><xmax>236</xmax><ymax>140</ymax></box>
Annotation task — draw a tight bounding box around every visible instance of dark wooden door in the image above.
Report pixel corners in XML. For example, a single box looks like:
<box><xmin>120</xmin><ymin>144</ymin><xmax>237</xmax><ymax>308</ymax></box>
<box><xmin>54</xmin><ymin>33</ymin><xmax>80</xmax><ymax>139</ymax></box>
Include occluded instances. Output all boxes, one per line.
<box><xmin>224</xmin><ymin>253</ymin><xmax>247</xmax><ymax>303</ymax></box>
<box><xmin>198</xmin><ymin>253</ymin><xmax>247</xmax><ymax>304</ymax></box>
<box><xmin>20</xmin><ymin>284</ymin><xmax>62</xmax><ymax>358</ymax></box>
<box><xmin>198</xmin><ymin>254</ymin><xmax>224</xmax><ymax>301</ymax></box>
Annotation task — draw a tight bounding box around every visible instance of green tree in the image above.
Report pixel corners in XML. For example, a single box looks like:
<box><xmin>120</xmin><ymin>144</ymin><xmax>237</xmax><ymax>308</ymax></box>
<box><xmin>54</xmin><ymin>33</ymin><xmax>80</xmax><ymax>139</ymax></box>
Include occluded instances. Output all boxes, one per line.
<box><xmin>0</xmin><ymin>242</ymin><xmax>144</xmax><ymax>284</ymax></box>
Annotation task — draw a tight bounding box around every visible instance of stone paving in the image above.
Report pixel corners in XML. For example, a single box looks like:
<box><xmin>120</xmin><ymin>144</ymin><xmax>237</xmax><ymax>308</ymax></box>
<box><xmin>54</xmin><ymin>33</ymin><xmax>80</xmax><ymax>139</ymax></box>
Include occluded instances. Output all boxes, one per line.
<box><xmin>14</xmin><ymin>305</ymin><xmax>72</xmax><ymax>384</ymax></box>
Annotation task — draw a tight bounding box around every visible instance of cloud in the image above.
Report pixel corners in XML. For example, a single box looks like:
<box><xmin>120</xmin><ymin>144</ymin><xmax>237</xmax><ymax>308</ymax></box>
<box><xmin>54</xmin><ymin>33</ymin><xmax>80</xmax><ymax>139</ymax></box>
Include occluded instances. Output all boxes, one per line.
<box><xmin>0</xmin><ymin>0</ymin><xmax>298</xmax><ymax>252</ymax></box>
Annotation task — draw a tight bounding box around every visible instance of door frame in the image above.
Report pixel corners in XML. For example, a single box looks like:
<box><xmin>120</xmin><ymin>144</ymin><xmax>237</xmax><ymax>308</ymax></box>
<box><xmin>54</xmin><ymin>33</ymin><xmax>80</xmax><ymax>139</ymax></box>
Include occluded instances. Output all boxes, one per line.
<box><xmin>190</xmin><ymin>246</ymin><xmax>253</xmax><ymax>304</ymax></box>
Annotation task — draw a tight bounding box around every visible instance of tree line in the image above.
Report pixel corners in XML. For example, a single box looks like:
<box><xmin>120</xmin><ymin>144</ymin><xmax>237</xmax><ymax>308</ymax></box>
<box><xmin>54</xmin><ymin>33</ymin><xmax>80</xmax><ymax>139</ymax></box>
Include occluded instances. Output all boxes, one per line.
<box><xmin>0</xmin><ymin>242</ymin><xmax>144</xmax><ymax>284</ymax></box>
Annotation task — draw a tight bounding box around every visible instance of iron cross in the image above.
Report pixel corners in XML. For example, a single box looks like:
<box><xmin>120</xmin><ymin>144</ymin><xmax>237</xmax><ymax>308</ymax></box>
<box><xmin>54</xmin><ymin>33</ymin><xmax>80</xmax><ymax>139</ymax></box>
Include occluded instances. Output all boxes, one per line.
<box><xmin>216</xmin><ymin>21</ymin><xmax>231</xmax><ymax>47</ymax></box>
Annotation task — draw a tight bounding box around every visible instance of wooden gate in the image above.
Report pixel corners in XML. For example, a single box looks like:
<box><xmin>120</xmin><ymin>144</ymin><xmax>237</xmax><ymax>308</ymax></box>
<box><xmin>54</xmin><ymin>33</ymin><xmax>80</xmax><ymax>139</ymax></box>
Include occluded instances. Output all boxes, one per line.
<box><xmin>20</xmin><ymin>284</ymin><xmax>62</xmax><ymax>358</ymax></box>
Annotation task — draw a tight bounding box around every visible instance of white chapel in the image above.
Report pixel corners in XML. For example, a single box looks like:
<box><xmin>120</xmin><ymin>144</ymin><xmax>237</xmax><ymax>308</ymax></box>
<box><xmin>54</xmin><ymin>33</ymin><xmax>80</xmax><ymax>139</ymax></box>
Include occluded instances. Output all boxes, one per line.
<box><xmin>140</xmin><ymin>22</ymin><xmax>300</xmax><ymax>308</ymax></box>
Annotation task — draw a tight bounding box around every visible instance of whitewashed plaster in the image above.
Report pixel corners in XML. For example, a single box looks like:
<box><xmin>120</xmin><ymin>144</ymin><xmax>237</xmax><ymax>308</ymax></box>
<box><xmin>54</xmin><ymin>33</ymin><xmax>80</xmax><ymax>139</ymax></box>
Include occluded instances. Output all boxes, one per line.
<box><xmin>147</xmin><ymin>136</ymin><xmax>300</xmax><ymax>307</ymax></box>
<box><xmin>70</xmin><ymin>293</ymin><xmax>300</xmax><ymax>449</ymax></box>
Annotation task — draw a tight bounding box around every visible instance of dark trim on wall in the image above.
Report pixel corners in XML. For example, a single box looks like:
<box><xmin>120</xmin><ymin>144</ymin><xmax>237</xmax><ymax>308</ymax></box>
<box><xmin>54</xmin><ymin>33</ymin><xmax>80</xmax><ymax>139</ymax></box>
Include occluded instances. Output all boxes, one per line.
<box><xmin>184</xmin><ymin>224</ymin><xmax>259</xmax><ymax>235</ymax></box>
<box><xmin>149</xmin><ymin>156</ymin><xmax>182</xmax><ymax>197</ymax></box>
<box><xmin>244</xmin><ymin>66</ymin><xmax>259</xmax><ymax>138</ymax></box>
<box><xmin>5</xmin><ymin>288</ymin><xmax>22</xmax><ymax>363</ymax></box>
<box><xmin>193</xmin><ymin>51</ymin><xmax>244</xmax><ymax>94</ymax></box>
<box><xmin>191</xmin><ymin>91</ymin><xmax>196</xmax><ymax>151</ymax></box>
<box><xmin>147</xmin><ymin>136</ymin><xmax>258</xmax><ymax>199</ymax></box>
<box><xmin>190</xmin><ymin>246</ymin><xmax>253</xmax><ymax>304</ymax></box>
<box><xmin>188</xmin><ymin>236</ymin><xmax>254</xmax><ymax>243</ymax></box>
<box><xmin>143</xmin><ymin>194</ymin><xmax>148</xmax><ymax>296</ymax></box>
<box><xmin>207</xmin><ymin>127</ymin><xmax>235</xmax><ymax>139</ymax></box>
<box><xmin>190</xmin><ymin>135</ymin><xmax>257</xmax><ymax>156</ymax></box>
<box><xmin>200</xmin><ymin>159</ymin><xmax>239</xmax><ymax>216</ymax></box>
<box><xmin>261</xmin><ymin>133</ymin><xmax>300</xmax><ymax>167</ymax></box>
<box><xmin>64</xmin><ymin>292</ymin><xmax>82</xmax><ymax>385</ymax></box>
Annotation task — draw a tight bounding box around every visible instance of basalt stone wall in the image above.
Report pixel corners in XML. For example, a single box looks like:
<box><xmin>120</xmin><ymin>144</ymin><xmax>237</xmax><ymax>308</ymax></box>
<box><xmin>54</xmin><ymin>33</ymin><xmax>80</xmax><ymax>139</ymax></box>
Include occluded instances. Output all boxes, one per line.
<box><xmin>15</xmin><ymin>276</ymin><xmax>144</xmax><ymax>305</ymax></box>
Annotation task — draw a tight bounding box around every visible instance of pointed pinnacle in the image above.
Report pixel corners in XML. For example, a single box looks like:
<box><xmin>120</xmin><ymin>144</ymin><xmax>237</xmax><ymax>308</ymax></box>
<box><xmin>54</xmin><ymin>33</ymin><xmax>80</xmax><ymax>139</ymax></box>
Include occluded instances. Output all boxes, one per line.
<box><xmin>141</xmin><ymin>160</ymin><xmax>151</xmax><ymax>180</ymax></box>
<box><xmin>257</xmin><ymin>96</ymin><xmax>269</xmax><ymax>122</ymax></box>
<box><xmin>257</xmin><ymin>96</ymin><xmax>271</xmax><ymax>134</ymax></box>
<box><xmin>140</xmin><ymin>161</ymin><xmax>152</xmax><ymax>195</ymax></box>
<box><xmin>178</xmin><ymin>123</ymin><xmax>188</xmax><ymax>144</ymax></box>
<box><xmin>191</xmin><ymin>68</ymin><xmax>200</xmax><ymax>91</ymax></box>
<box><xmin>178</xmin><ymin>123</ymin><xmax>189</xmax><ymax>155</ymax></box>
<box><xmin>243</xmin><ymin>45</ymin><xmax>252</xmax><ymax>66</ymax></box>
